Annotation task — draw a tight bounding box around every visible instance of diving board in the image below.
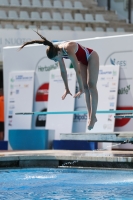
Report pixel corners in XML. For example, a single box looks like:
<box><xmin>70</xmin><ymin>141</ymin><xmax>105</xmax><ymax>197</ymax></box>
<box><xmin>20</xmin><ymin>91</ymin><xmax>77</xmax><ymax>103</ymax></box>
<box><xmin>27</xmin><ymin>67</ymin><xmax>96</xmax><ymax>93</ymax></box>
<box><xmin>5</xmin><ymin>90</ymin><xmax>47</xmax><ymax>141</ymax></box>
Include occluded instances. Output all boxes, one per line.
<box><xmin>15</xmin><ymin>110</ymin><xmax>133</xmax><ymax>115</ymax></box>
<box><xmin>114</xmin><ymin>114</ymin><xmax>133</xmax><ymax>118</ymax></box>
<box><xmin>60</xmin><ymin>132</ymin><xmax>133</xmax><ymax>143</ymax></box>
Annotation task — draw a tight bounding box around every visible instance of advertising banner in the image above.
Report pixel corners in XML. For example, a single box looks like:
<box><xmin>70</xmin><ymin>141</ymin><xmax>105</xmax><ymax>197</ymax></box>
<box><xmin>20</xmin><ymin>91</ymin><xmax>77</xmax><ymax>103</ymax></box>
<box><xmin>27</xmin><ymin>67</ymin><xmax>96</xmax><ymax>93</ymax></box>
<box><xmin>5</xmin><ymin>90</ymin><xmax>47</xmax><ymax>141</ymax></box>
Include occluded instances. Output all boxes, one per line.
<box><xmin>46</xmin><ymin>68</ymin><xmax>76</xmax><ymax>139</ymax></box>
<box><xmin>104</xmin><ymin>50</ymin><xmax>133</xmax><ymax>132</ymax></box>
<box><xmin>72</xmin><ymin>65</ymin><xmax>119</xmax><ymax>137</ymax></box>
<box><xmin>33</xmin><ymin>56</ymin><xmax>59</xmax><ymax>130</ymax></box>
<box><xmin>85</xmin><ymin>65</ymin><xmax>119</xmax><ymax>133</ymax></box>
<box><xmin>6</xmin><ymin>71</ymin><xmax>34</xmax><ymax>140</ymax></box>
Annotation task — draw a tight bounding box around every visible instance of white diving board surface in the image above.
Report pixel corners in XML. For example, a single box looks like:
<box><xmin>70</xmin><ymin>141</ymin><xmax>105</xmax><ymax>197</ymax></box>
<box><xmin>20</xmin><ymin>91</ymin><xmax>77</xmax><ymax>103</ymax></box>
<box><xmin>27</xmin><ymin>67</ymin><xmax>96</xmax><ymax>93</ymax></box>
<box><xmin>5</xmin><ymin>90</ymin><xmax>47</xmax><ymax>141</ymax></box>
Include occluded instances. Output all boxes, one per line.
<box><xmin>114</xmin><ymin>114</ymin><xmax>133</xmax><ymax>118</ymax></box>
<box><xmin>60</xmin><ymin>132</ymin><xmax>133</xmax><ymax>143</ymax></box>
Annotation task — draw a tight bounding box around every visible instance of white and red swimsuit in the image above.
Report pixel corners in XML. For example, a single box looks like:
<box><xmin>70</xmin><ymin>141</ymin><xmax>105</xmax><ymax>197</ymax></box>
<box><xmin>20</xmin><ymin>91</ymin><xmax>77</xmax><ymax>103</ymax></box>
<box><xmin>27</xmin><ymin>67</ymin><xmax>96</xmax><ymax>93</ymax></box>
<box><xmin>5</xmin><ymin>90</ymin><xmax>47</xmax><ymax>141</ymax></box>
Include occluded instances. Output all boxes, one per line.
<box><xmin>62</xmin><ymin>43</ymin><xmax>93</xmax><ymax>66</ymax></box>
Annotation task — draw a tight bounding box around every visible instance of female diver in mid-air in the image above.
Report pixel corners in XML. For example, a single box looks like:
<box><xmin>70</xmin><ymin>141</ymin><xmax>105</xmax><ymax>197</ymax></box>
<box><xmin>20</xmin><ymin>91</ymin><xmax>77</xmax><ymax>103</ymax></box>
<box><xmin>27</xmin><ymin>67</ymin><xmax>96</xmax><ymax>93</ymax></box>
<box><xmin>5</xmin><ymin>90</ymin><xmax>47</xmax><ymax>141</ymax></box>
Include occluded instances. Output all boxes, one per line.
<box><xmin>19</xmin><ymin>31</ymin><xmax>99</xmax><ymax>130</ymax></box>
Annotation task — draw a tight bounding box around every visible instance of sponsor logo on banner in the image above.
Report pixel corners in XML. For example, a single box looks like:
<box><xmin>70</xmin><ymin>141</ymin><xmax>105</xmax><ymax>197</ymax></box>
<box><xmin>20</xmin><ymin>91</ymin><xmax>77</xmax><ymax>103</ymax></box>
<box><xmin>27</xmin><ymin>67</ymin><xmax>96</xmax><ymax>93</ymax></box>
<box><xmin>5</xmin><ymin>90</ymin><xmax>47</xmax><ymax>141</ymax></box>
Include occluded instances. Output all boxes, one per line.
<box><xmin>110</xmin><ymin>90</ymin><xmax>116</xmax><ymax>93</ymax></box>
<box><xmin>10</xmin><ymin>91</ymin><xmax>14</xmax><ymax>96</ymax></box>
<box><xmin>104</xmin><ymin>51</ymin><xmax>133</xmax><ymax>81</ymax></box>
<box><xmin>110</xmin><ymin>58</ymin><xmax>127</xmax><ymax>68</ymax></box>
<box><xmin>36</xmin><ymin>108</ymin><xmax>47</xmax><ymax>127</ymax></box>
<box><xmin>74</xmin><ymin>107</ymin><xmax>87</xmax><ymax>122</ymax></box>
<box><xmin>8</xmin><ymin>120</ymin><xmax>12</xmax><ymax>126</ymax></box>
<box><xmin>10</xmin><ymin>77</ymin><xmax>15</xmax><ymax>82</ymax></box>
<box><xmin>36</xmin><ymin>57</ymin><xmax>58</xmax><ymax>72</ymax></box>
<box><xmin>7</xmin><ymin>71</ymin><xmax>35</xmax><ymax>135</ymax></box>
<box><xmin>36</xmin><ymin>83</ymin><xmax>49</xmax><ymax>102</ymax></box>
<box><xmin>108</xmin><ymin>95</ymin><xmax>115</xmax><ymax>100</ymax></box>
<box><xmin>102</xmin><ymin>82</ymin><xmax>109</xmax><ymax>87</ymax></box>
<box><xmin>103</xmin><ymin>124</ymin><xmax>112</xmax><ymax>130</ymax></box>
<box><xmin>24</xmin><ymin>84</ymin><xmax>29</xmax><ymax>88</ymax></box>
<box><xmin>108</xmin><ymin>115</ymin><xmax>113</xmax><ymax>121</ymax></box>
<box><xmin>99</xmin><ymin>70</ymin><xmax>112</xmax><ymax>75</ymax></box>
<box><xmin>16</xmin><ymin>89</ymin><xmax>19</xmax><ymax>94</ymax></box>
<box><xmin>112</xmin><ymin>82</ymin><xmax>116</xmax><ymax>86</ymax></box>
<box><xmin>50</xmin><ymin>72</ymin><xmax>74</xmax><ymax>82</ymax></box>
<box><xmin>113</xmin><ymin>70</ymin><xmax>117</xmax><ymax>76</ymax></box>
<box><xmin>54</xmin><ymin>79</ymin><xmax>63</xmax><ymax>83</ymax></box>
<box><xmin>14</xmin><ymin>75</ymin><xmax>33</xmax><ymax>81</ymax></box>
<box><xmin>74</xmin><ymin>113</ymin><xmax>87</xmax><ymax>122</ymax></box>
<box><xmin>9</xmin><ymin>110</ymin><xmax>13</xmax><ymax>115</ymax></box>
<box><xmin>110</xmin><ymin>102</ymin><xmax>115</xmax><ymax>107</ymax></box>
<box><xmin>118</xmin><ymin>85</ymin><xmax>130</xmax><ymax>95</ymax></box>
<box><xmin>107</xmin><ymin>77</ymin><xmax>114</xmax><ymax>80</ymax></box>
<box><xmin>9</xmin><ymin>105</ymin><xmax>15</xmax><ymax>109</ymax></box>
<box><xmin>9</xmin><ymin>100</ymin><xmax>15</xmax><ymax>103</ymax></box>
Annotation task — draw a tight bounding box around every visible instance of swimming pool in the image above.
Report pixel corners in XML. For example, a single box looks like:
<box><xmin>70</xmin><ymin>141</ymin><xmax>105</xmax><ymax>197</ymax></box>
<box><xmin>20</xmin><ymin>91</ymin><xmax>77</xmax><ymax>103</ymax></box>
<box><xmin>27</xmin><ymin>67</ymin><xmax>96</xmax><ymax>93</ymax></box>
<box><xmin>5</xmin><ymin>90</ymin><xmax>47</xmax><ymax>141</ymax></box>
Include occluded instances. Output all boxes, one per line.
<box><xmin>0</xmin><ymin>168</ymin><xmax>133</xmax><ymax>200</ymax></box>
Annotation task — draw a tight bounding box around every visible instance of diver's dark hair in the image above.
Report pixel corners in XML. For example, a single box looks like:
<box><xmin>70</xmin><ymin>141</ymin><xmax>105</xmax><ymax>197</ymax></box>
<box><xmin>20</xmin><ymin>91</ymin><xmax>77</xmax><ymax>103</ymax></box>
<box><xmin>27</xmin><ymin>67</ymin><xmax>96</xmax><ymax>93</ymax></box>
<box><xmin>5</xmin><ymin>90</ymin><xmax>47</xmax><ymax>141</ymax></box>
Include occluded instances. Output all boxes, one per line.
<box><xmin>19</xmin><ymin>30</ymin><xmax>60</xmax><ymax>59</ymax></box>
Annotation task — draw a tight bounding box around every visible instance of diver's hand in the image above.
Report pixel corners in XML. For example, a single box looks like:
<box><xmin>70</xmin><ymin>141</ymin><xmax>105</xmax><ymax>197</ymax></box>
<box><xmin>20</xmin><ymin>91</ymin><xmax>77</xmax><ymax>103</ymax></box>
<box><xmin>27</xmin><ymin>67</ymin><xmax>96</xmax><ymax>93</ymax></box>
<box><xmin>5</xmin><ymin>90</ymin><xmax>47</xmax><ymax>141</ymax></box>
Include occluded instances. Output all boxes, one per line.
<box><xmin>62</xmin><ymin>89</ymin><xmax>72</xmax><ymax>100</ymax></box>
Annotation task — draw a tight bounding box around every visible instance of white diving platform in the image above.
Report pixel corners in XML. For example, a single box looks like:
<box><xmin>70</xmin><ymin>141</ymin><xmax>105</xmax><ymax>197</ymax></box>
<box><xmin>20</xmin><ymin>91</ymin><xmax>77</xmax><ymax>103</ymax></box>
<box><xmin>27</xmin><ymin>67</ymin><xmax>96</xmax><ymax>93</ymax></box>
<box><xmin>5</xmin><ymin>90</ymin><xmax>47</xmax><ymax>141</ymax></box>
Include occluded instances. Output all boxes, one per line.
<box><xmin>114</xmin><ymin>114</ymin><xmax>133</xmax><ymax>118</ymax></box>
<box><xmin>60</xmin><ymin>132</ymin><xmax>133</xmax><ymax>143</ymax></box>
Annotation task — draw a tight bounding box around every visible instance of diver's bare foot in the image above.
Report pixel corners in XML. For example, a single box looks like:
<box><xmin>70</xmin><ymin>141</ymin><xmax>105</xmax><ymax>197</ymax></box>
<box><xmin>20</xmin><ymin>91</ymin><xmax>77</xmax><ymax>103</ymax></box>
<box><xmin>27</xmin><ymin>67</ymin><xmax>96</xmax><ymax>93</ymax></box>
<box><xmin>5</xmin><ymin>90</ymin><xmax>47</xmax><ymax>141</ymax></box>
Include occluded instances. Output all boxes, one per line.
<box><xmin>88</xmin><ymin>117</ymin><xmax>97</xmax><ymax>130</ymax></box>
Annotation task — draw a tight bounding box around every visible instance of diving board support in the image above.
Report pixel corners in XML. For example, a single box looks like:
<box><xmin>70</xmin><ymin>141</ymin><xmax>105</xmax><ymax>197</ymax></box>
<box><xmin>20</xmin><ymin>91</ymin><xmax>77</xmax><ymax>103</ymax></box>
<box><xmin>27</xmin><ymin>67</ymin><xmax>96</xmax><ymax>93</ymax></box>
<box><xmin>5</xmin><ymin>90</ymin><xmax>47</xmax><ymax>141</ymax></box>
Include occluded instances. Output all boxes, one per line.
<box><xmin>60</xmin><ymin>132</ymin><xmax>133</xmax><ymax>143</ymax></box>
<box><xmin>15</xmin><ymin>110</ymin><xmax>133</xmax><ymax>115</ymax></box>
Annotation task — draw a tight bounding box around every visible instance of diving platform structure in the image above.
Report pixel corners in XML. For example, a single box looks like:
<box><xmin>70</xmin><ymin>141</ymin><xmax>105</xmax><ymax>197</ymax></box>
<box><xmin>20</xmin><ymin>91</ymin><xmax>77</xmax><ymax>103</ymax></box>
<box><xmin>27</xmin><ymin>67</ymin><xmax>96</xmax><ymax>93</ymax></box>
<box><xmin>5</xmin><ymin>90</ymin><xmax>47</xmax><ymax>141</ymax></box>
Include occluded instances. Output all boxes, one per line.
<box><xmin>60</xmin><ymin>132</ymin><xmax>133</xmax><ymax>143</ymax></box>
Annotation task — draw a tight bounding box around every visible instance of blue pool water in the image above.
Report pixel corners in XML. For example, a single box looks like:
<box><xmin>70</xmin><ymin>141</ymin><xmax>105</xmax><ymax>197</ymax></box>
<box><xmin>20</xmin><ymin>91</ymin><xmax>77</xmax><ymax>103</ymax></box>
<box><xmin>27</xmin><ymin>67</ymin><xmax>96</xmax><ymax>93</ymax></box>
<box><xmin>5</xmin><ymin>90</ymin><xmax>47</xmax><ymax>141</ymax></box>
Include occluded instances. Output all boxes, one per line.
<box><xmin>0</xmin><ymin>168</ymin><xmax>133</xmax><ymax>200</ymax></box>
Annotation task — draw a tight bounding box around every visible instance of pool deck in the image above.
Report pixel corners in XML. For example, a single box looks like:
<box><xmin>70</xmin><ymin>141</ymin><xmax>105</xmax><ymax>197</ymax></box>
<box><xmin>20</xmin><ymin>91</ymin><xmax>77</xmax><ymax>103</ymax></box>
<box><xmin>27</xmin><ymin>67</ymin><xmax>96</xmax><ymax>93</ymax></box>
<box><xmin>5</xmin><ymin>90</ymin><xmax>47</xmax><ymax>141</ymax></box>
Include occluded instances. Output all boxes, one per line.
<box><xmin>0</xmin><ymin>150</ymin><xmax>133</xmax><ymax>169</ymax></box>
